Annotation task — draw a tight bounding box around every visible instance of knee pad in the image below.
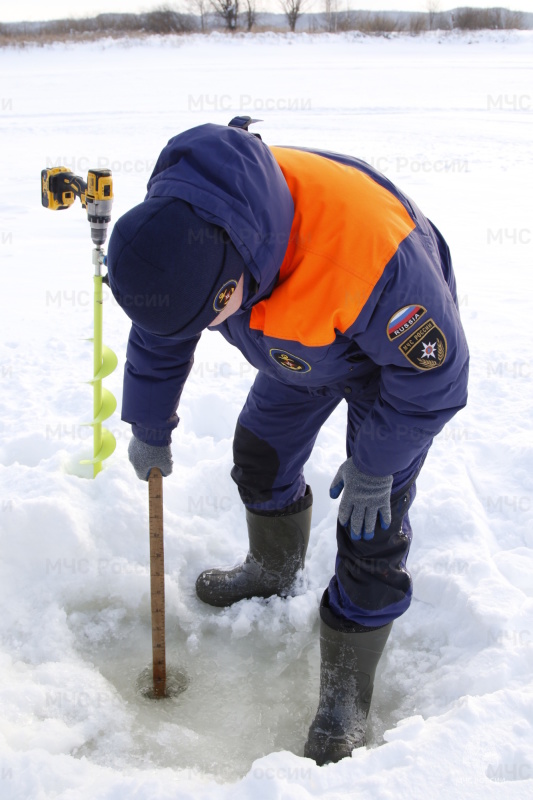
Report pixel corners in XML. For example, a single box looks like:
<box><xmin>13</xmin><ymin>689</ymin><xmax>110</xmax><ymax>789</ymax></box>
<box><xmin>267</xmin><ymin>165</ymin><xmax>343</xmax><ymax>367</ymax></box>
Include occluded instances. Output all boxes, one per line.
<box><xmin>231</xmin><ymin>422</ymin><xmax>280</xmax><ymax>505</ymax></box>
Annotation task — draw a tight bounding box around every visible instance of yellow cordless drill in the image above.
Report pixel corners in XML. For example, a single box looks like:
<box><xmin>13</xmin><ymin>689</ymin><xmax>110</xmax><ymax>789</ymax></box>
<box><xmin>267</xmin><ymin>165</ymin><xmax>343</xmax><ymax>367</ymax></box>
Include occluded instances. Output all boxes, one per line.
<box><xmin>41</xmin><ymin>167</ymin><xmax>113</xmax><ymax>247</ymax></box>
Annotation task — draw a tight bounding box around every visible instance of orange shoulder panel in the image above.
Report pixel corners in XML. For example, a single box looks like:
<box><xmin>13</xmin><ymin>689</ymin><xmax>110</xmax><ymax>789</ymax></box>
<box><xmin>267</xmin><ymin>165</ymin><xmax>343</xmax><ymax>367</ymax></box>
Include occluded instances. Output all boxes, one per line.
<box><xmin>249</xmin><ymin>147</ymin><xmax>416</xmax><ymax>347</ymax></box>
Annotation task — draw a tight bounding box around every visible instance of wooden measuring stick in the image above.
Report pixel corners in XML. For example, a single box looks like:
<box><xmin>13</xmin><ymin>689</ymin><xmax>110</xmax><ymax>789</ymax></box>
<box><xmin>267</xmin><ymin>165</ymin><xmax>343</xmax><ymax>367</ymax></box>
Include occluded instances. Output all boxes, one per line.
<box><xmin>148</xmin><ymin>467</ymin><xmax>166</xmax><ymax>697</ymax></box>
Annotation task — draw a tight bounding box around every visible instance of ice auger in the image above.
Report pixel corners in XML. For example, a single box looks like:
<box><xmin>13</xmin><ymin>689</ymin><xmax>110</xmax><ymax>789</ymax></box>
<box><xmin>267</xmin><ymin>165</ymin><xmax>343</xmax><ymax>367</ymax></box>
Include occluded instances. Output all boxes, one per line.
<box><xmin>41</xmin><ymin>167</ymin><xmax>117</xmax><ymax>477</ymax></box>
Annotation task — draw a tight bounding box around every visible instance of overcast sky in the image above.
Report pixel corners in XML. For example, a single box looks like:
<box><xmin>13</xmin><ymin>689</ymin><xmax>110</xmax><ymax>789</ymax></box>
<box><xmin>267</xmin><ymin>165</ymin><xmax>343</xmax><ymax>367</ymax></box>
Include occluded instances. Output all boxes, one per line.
<box><xmin>2</xmin><ymin>1</ymin><xmax>531</xmax><ymax>23</ymax></box>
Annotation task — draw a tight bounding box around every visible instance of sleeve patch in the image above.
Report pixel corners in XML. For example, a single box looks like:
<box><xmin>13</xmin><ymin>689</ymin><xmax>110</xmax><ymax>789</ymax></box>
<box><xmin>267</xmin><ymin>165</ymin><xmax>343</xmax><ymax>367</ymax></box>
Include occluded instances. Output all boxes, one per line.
<box><xmin>387</xmin><ymin>304</ymin><xmax>427</xmax><ymax>340</ymax></box>
<box><xmin>398</xmin><ymin>319</ymin><xmax>447</xmax><ymax>370</ymax></box>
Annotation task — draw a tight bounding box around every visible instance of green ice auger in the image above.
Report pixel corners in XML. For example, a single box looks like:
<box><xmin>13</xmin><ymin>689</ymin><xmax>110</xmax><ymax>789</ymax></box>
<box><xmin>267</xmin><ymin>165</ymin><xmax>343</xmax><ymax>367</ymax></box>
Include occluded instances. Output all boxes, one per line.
<box><xmin>41</xmin><ymin>166</ymin><xmax>117</xmax><ymax>477</ymax></box>
<box><xmin>82</xmin><ymin>250</ymin><xmax>117</xmax><ymax>477</ymax></box>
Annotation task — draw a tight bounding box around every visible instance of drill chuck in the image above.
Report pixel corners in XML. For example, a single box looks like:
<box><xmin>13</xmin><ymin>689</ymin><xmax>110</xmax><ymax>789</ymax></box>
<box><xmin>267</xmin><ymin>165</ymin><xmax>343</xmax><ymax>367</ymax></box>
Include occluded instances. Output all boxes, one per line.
<box><xmin>87</xmin><ymin>198</ymin><xmax>113</xmax><ymax>246</ymax></box>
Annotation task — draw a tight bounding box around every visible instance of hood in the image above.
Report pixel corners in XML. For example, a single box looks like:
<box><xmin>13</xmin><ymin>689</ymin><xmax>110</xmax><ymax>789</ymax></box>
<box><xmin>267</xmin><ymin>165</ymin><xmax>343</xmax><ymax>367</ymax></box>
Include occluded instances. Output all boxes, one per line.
<box><xmin>145</xmin><ymin>122</ymin><xmax>294</xmax><ymax>309</ymax></box>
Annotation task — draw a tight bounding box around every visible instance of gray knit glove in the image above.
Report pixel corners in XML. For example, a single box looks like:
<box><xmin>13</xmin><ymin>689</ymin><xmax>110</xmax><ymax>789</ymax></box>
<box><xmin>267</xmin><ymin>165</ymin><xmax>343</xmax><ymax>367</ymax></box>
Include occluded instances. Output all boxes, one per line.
<box><xmin>128</xmin><ymin>436</ymin><xmax>173</xmax><ymax>481</ymax></box>
<box><xmin>330</xmin><ymin>458</ymin><xmax>393</xmax><ymax>541</ymax></box>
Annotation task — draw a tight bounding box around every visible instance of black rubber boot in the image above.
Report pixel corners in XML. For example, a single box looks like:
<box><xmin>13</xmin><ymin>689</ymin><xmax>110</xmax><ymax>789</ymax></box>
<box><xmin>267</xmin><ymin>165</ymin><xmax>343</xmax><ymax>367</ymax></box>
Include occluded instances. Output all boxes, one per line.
<box><xmin>195</xmin><ymin>487</ymin><xmax>312</xmax><ymax>607</ymax></box>
<box><xmin>304</xmin><ymin>616</ymin><xmax>393</xmax><ymax>766</ymax></box>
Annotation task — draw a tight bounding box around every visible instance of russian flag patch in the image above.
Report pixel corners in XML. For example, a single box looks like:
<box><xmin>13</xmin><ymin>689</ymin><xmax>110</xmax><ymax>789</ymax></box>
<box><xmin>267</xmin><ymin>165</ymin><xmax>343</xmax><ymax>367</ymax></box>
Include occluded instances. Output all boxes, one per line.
<box><xmin>387</xmin><ymin>304</ymin><xmax>427</xmax><ymax>340</ymax></box>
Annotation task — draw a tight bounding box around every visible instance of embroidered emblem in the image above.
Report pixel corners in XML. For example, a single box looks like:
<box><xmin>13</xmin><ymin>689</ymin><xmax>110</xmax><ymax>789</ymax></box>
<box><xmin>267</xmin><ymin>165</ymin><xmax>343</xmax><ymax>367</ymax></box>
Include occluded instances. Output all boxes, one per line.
<box><xmin>270</xmin><ymin>349</ymin><xmax>311</xmax><ymax>373</ymax></box>
<box><xmin>387</xmin><ymin>305</ymin><xmax>427</xmax><ymax>340</ymax></box>
<box><xmin>398</xmin><ymin>319</ymin><xmax>447</xmax><ymax>370</ymax></box>
<box><xmin>213</xmin><ymin>279</ymin><xmax>238</xmax><ymax>313</ymax></box>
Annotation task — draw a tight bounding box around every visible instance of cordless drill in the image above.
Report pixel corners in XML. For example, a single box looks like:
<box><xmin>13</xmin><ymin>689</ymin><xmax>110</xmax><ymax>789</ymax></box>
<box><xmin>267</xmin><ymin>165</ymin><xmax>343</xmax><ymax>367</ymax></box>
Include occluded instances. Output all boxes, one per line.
<box><xmin>41</xmin><ymin>167</ymin><xmax>113</xmax><ymax>247</ymax></box>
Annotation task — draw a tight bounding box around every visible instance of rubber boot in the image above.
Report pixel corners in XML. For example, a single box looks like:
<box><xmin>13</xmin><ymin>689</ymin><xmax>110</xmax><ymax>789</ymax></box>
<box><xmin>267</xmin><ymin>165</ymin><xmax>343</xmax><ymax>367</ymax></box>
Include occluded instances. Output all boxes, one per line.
<box><xmin>304</xmin><ymin>617</ymin><xmax>393</xmax><ymax>765</ymax></box>
<box><xmin>195</xmin><ymin>487</ymin><xmax>312</xmax><ymax>607</ymax></box>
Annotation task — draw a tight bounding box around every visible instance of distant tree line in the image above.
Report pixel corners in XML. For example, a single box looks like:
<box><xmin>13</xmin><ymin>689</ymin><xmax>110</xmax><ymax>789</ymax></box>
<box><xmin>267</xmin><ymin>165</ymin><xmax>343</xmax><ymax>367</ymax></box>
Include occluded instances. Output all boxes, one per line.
<box><xmin>0</xmin><ymin>5</ymin><xmax>529</xmax><ymax>45</ymax></box>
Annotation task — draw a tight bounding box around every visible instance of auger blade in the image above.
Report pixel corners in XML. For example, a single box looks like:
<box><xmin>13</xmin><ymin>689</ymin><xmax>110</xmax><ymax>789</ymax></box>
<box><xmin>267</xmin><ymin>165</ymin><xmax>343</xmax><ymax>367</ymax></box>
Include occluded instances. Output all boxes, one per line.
<box><xmin>81</xmin><ymin>427</ymin><xmax>117</xmax><ymax>466</ymax></box>
<box><xmin>87</xmin><ymin>343</ymin><xmax>118</xmax><ymax>383</ymax></box>
<box><xmin>82</xmin><ymin>387</ymin><xmax>117</xmax><ymax>426</ymax></box>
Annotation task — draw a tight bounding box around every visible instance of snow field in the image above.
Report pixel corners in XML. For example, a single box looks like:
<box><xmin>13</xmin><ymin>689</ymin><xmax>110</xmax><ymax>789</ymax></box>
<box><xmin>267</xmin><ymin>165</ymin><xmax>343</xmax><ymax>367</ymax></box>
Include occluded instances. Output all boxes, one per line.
<box><xmin>0</xmin><ymin>29</ymin><xmax>532</xmax><ymax>799</ymax></box>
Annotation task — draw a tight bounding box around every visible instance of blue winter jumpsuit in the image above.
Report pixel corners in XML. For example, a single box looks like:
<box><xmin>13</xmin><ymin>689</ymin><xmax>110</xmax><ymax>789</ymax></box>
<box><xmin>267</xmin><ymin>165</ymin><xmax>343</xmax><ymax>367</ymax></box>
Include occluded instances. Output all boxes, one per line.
<box><xmin>119</xmin><ymin>122</ymin><xmax>469</xmax><ymax>628</ymax></box>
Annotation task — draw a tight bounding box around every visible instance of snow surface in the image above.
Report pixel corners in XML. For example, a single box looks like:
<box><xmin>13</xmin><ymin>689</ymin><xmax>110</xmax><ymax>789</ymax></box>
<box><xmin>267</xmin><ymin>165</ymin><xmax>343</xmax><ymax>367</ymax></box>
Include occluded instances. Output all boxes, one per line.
<box><xmin>1</xmin><ymin>29</ymin><xmax>532</xmax><ymax>800</ymax></box>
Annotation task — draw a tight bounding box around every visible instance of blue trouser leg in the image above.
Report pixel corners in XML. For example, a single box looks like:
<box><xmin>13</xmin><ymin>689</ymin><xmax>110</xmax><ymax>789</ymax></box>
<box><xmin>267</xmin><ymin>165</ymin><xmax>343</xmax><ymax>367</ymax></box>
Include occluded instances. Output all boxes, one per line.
<box><xmin>231</xmin><ymin>372</ymin><xmax>341</xmax><ymax>511</ymax></box>
<box><xmin>320</xmin><ymin>400</ymin><xmax>423</xmax><ymax>629</ymax></box>
<box><xmin>232</xmin><ymin>371</ymin><xmax>421</xmax><ymax>627</ymax></box>
<box><xmin>323</xmin><ymin>482</ymin><xmax>416</xmax><ymax>629</ymax></box>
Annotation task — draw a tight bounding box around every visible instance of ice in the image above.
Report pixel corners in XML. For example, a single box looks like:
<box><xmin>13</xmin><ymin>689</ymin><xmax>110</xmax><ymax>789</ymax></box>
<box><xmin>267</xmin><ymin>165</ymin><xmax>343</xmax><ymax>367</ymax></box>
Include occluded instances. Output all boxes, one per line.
<box><xmin>1</xmin><ymin>29</ymin><xmax>532</xmax><ymax>800</ymax></box>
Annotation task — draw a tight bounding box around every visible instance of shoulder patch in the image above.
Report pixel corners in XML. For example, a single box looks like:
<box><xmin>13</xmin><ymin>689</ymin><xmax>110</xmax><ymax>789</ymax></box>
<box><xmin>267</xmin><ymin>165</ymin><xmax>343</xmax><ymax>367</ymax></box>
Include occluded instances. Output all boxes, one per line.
<box><xmin>398</xmin><ymin>319</ymin><xmax>447</xmax><ymax>370</ymax></box>
<box><xmin>387</xmin><ymin>305</ymin><xmax>427</xmax><ymax>340</ymax></box>
<box><xmin>270</xmin><ymin>349</ymin><xmax>311</xmax><ymax>373</ymax></box>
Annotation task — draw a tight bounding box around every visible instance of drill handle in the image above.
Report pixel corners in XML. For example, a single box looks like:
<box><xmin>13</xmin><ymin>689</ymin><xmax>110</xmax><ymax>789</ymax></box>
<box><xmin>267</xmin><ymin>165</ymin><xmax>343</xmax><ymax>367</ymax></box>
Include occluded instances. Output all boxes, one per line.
<box><xmin>41</xmin><ymin>168</ymin><xmax>87</xmax><ymax>210</ymax></box>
